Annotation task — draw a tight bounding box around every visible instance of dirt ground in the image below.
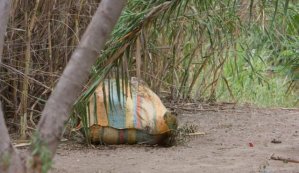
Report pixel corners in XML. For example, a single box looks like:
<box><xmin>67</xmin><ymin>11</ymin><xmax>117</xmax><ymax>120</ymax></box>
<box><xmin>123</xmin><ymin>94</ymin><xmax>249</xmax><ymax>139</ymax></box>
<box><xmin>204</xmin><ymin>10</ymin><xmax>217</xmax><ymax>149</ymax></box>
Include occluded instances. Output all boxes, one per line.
<box><xmin>50</xmin><ymin>104</ymin><xmax>299</xmax><ymax>173</ymax></box>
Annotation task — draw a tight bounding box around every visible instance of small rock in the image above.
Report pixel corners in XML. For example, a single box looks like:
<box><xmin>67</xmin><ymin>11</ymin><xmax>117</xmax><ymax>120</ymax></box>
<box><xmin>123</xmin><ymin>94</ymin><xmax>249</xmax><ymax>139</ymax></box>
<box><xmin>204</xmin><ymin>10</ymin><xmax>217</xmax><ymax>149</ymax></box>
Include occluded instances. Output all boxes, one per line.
<box><xmin>271</xmin><ymin>139</ymin><xmax>282</xmax><ymax>144</ymax></box>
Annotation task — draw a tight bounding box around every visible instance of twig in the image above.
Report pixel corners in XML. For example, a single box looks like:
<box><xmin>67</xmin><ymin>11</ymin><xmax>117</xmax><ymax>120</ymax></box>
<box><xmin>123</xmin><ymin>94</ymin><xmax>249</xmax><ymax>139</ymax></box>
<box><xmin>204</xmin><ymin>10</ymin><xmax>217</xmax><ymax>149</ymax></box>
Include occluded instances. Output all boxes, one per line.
<box><xmin>186</xmin><ymin>132</ymin><xmax>205</xmax><ymax>136</ymax></box>
<box><xmin>270</xmin><ymin>154</ymin><xmax>299</xmax><ymax>164</ymax></box>
<box><xmin>280</xmin><ymin>108</ymin><xmax>299</xmax><ymax>111</ymax></box>
<box><xmin>6</xmin><ymin>121</ymin><xmax>36</xmax><ymax>130</ymax></box>
<box><xmin>168</xmin><ymin>106</ymin><xmax>218</xmax><ymax>112</ymax></box>
<box><xmin>14</xmin><ymin>142</ymin><xmax>31</xmax><ymax>148</ymax></box>
<box><xmin>14</xmin><ymin>138</ymin><xmax>68</xmax><ymax>148</ymax></box>
<box><xmin>29</xmin><ymin>87</ymin><xmax>52</xmax><ymax>128</ymax></box>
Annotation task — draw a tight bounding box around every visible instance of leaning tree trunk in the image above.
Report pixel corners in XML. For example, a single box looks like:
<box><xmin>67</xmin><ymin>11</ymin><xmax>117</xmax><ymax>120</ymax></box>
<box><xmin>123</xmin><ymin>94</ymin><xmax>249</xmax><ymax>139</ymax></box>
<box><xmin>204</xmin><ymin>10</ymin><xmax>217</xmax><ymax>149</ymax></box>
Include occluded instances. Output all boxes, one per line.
<box><xmin>0</xmin><ymin>105</ymin><xmax>24</xmax><ymax>172</ymax></box>
<box><xmin>0</xmin><ymin>0</ymin><xmax>127</xmax><ymax>172</ymax></box>
<box><xmin>0</xmin><ymin>0</ymin><xmax>25</xmax><ymax>172</ymax></box>
<box><xmin>35</xmin><ymin>0</ymin><xmax>126</xmax><ymax>156</ymax></box>
<box><xmin>0</xmin><ymin>0</ymin><xmax>9</xmax><ymax>61</ymax></box>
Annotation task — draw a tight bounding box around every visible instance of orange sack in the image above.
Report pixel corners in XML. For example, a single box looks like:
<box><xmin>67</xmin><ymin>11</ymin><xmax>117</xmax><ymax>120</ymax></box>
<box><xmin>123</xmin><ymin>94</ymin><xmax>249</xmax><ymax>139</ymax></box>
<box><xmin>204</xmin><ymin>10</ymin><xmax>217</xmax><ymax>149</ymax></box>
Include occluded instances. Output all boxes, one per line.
<box><xmin>84</xmin><ymin>78</ymin><xmax>177</xmax><ymax>145</ymax></box>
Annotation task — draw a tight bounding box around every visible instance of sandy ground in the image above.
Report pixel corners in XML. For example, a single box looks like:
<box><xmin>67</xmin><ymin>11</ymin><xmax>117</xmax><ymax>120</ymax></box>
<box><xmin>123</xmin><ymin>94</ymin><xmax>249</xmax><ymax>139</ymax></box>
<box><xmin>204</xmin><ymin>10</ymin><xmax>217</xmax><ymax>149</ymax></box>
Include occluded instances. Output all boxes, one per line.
<box><xmin>50</xmin><ymin>104</ymin><xmax>299</xmax><ymax>173</ymax></box>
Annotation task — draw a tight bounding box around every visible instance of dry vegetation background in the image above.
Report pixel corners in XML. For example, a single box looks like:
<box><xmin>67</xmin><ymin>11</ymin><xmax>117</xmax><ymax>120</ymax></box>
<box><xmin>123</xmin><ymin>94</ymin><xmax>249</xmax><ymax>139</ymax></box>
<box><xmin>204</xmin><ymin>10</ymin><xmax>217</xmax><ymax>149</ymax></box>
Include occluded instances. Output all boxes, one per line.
<box><xmin>1</xmin><ymin>0</ymin><xmax>298</xmax><ymax>141</ymax></box>
<box><xmin>1</xmin><ymin>0</ymin><xmax>102</xmax><ymax>139</ymax></box>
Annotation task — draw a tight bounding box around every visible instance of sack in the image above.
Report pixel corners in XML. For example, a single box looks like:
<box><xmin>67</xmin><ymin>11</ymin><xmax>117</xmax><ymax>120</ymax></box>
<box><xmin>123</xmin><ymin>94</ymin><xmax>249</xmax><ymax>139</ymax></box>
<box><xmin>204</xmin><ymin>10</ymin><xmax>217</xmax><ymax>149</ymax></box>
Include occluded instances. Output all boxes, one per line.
<box><xmin>85</xmin><ymin>78</ymin><xmax>177</xmax><ymax>145</ymax></box>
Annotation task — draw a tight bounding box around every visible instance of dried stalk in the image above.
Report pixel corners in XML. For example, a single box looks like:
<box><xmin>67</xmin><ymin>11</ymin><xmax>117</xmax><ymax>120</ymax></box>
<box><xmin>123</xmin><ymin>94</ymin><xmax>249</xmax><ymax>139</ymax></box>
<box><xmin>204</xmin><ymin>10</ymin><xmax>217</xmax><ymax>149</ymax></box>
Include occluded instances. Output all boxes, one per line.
<box><xmin>19</xmin><ymin>0</ymin><xmax>40</xmax><ymax>140</ymax></box>
<box><xmin>135</xmin><ymin>36</ymin><xmax>141</xmax><ymax>79</ymax></box>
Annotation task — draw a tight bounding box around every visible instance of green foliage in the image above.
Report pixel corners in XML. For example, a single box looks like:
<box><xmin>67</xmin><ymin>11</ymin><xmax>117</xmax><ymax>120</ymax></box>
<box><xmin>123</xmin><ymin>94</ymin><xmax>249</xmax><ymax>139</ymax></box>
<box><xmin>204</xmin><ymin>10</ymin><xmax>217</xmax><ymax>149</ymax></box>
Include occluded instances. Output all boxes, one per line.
<box><xmin>30</xmin><ymin>133</ymin><xmax>52</xmax><ymax>173</ymax></box>
<box><xmin>217</xmin><ymin>50</ymin><xmax>297</xmax><ymax>107</ymax></box>
<box><xmin>0</xmin><ymin>151</ymin><xmax>11</xmax><ymax>171</ymax></box>
<box><xmin>77</xmin><ymin>0</ymin><xmax>244</xmax><ymax>103</ymax></box>
<box><xmin>214</xmin><ymin>1</ymin><xmax>299</xmax><ymax>107</ymax></box>
<box><xmin>74</xmin><ymin>0</ymin><xmax>299</xmax><ymax>136</ymax></box>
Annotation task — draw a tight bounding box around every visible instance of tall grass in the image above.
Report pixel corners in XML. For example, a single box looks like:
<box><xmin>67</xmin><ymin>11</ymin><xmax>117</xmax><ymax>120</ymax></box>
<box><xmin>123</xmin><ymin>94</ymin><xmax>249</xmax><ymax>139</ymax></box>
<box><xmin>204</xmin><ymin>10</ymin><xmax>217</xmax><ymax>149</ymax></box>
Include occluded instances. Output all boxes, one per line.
<box><xmin>215</xmin><ymin>1</ymin><xmax>299</xmax><ymax>107</ymax></box>
<box><xmin>217</xmin><ymin>49</ymin><xmax>298</xmax><ymax>107</ymax></box>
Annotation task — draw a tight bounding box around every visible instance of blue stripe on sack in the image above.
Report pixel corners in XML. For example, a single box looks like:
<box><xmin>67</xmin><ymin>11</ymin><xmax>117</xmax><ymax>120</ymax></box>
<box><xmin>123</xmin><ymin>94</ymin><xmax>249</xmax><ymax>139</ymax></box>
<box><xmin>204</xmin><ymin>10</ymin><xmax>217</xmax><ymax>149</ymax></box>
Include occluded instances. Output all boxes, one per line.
<box><xmin>107</xmin><ymin>80</ymin><xmax>126</xmax><ymax>129</ymax></box>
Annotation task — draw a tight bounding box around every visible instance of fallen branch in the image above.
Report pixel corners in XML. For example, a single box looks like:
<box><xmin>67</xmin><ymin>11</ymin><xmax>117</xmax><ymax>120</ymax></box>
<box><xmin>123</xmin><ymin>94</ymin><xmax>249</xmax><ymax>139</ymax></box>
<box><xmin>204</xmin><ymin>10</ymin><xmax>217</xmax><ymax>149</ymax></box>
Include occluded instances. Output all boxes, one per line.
<box><xmin>186</xmin><ymin>132</ymin><xmax>205</xmax><ymax>136</ymax></box>
<box><xmin>14</xmin><ymin>142</ymin><xmax>31</xmax><ymax>148</ymax></box>
<box><xmin>270</xmin><ymin>154</ymin><xmax>299</xmax><ymax>164</ymax></box>
<box><xmin>13</xmin><ymin>138</ymin><xmax>68</xmax><ymax>148</ymax></box>
<box><xmin>168</xmin><ymin>106</ymin><xmax>218</xmax><ymax>112</ymax></box>
<box><xmin>280</xmin><ymin>108</ymin><xmax>299</xmax><ymax>111</ymax></box>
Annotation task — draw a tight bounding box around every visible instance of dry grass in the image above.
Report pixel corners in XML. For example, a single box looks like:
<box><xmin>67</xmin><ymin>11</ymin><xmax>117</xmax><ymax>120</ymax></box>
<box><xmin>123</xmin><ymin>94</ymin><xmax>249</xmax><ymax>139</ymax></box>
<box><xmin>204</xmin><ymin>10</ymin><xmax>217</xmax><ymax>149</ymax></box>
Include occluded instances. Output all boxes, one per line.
<box><xmin>1</xmin><ymin>0</ymin><xmax>101</xmax><ymax>138</ymax></box>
